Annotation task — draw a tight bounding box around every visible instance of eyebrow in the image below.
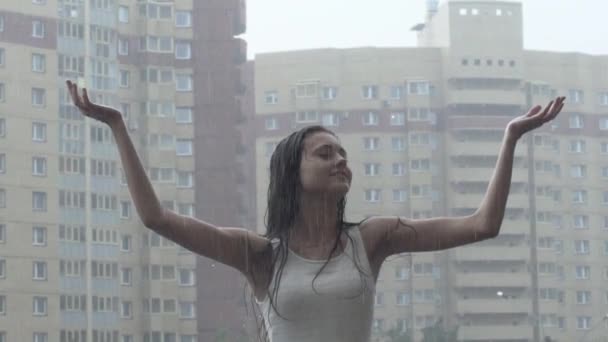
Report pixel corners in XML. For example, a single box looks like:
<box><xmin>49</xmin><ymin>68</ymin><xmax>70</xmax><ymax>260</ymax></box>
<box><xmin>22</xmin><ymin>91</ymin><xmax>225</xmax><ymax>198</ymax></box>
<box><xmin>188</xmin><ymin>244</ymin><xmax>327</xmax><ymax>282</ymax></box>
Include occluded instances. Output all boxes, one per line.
<box><xmin>315</xmin><ymin>143</ymin><xmax>347</xmax><ymax>158</ymax></box>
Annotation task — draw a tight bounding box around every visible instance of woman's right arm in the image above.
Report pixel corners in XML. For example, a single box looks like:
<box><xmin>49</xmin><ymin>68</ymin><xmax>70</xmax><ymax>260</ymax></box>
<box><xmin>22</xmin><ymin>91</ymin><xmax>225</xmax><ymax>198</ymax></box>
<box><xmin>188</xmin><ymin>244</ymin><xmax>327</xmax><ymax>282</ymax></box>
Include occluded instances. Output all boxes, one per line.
<box><xmin>66</xmin><ymin>81</ymin><xmax>269</xmax><ymax>277</ymax></box>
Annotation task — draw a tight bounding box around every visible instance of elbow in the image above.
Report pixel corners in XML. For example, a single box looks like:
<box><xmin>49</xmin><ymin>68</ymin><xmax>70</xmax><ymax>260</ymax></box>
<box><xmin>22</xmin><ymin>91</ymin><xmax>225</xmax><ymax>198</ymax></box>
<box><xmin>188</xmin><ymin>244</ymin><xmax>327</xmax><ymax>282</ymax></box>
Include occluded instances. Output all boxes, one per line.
<box><xmin>471</xmin><ymin>212</ymin><xmax>501</xmax><ymax>239</ymax></box>
<box><xmin>142</xmin><ymin>208</ymin><xmax>166</xmax><ymax>229</ymax></box>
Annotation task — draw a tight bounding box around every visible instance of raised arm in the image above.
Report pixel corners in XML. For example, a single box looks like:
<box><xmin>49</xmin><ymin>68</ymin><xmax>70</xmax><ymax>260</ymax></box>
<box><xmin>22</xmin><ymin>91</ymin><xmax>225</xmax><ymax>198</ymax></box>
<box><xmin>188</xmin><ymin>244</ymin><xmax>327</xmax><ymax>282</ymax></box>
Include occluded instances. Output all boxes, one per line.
<box><xmin>66</xmin><ymin>81</ymin><xmax>269</xmax><ymax>279</ymax></box>
<box><xmin>363</xmin><ymin>97</ymin><xmax>565</xmax><ymax>259</ymax></box>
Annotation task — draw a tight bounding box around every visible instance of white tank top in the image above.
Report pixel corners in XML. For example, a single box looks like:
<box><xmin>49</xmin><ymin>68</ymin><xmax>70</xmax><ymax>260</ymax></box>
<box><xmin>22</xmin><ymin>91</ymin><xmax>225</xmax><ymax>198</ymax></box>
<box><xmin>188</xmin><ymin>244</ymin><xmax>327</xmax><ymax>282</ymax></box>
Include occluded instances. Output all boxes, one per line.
<box><xmin>256</xmin><ymin>225</ymin><xmax>376</xmax><ymax>342</ymax></box>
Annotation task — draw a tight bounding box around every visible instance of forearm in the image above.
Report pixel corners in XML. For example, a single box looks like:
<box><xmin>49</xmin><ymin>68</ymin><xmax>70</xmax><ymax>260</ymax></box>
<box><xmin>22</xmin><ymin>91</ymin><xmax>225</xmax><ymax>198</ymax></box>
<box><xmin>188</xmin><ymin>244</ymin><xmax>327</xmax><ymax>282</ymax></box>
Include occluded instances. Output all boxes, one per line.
<box><xmin>475</xmin><ymin>133</ymin><xmax>518</xmax><ymax>236</ymax></box>
<box><xmin>110</xmin><ymin>119</ymin><xmax>163</xmax><ymax>227</ymax></box>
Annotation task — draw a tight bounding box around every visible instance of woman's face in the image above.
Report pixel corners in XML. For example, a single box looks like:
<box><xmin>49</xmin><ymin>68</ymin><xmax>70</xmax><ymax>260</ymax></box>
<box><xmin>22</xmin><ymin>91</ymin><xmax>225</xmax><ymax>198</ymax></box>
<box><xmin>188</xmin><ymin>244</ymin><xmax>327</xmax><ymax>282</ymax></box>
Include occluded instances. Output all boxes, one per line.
<box><xmin>299</xmin><ymin>131</ymin><xmax>352</xmax><ymax>197</ymax></box>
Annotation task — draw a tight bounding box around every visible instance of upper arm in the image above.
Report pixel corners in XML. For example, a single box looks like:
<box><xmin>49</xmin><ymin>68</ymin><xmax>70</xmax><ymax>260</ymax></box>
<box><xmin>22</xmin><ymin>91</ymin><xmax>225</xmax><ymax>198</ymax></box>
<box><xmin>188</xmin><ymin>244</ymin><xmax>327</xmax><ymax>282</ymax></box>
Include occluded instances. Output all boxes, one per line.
<box><xmin>149</xmin><ymin>209</ymin><xmax>270</xmax><ymax>279</ymax></box>
<box><xmin>362</xmin><ymin>213</ymin><xmax>494</xmax><ymax>261</ymax></box>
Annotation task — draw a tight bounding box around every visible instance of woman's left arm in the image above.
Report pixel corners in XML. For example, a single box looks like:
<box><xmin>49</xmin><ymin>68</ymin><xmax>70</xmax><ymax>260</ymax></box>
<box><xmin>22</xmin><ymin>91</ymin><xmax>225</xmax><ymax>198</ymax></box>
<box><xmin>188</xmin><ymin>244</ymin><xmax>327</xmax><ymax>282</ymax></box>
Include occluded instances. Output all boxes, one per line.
<box><xmin>364</xmin><ymin>97</ymin><xmax>565</xmax><ymax>257</ymax></box>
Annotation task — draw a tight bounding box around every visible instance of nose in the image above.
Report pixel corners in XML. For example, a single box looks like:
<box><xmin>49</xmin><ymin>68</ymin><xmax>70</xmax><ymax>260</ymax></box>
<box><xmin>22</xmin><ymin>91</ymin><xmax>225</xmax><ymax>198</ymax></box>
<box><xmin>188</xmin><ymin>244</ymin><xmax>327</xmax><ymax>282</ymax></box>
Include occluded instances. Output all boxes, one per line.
<box><xmin>336</xmin><ymin>154</ymin><xmax>348</xmax><ymax>168</ymax></box>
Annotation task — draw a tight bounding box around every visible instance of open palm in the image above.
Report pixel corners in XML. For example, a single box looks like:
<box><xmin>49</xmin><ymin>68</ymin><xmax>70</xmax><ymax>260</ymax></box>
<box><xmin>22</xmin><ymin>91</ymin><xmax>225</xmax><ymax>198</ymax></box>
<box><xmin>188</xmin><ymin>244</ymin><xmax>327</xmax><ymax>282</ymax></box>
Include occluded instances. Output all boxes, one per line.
<box><xmin>66</xmin><ymin>80</ymin><xmax>123</xmax><ymax>127</ymax></box>
<box><xmin>506</xmin><ymin>96</ymin><xmax>565</xmax><ymax>140</ymax></box>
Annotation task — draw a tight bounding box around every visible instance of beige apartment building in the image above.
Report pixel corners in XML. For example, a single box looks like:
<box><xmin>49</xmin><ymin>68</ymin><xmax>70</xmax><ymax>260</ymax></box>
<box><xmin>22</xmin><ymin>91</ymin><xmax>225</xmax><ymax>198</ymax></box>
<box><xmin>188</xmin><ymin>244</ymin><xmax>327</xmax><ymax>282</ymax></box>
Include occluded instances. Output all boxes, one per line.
<box><xmin>0</xmin><ymin>0</ymin><xmax>249</xmax><ymax>342</ymax></box>
<box><xmin>253</xmin><ymin>1</ymin><xmax>608</xmax><ymax>341</ymax></box>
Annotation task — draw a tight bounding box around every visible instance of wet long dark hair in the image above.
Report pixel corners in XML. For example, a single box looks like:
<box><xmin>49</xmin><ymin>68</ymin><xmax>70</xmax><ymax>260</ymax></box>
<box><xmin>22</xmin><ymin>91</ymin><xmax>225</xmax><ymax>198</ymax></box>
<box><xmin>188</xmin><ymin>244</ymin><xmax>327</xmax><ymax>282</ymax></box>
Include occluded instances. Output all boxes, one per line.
<box><xmin>243</xmin><ymin>125</ymin><xmax>416</xmax><ymax>342</ymax></box>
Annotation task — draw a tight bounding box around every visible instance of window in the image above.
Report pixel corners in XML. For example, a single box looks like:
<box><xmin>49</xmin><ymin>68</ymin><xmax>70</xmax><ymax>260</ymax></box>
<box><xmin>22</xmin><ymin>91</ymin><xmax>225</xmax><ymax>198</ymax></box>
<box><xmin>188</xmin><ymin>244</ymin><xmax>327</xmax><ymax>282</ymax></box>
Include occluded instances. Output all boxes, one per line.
<box><xmin>0</xmin><ymin>48</ymin><xmax>4</xmax><ymax>66</ymax></box>
<box><xmin>32</xmin><ymin>157</ymin><xmax>47</xmax><ymax>176</ymax></box>
<box><xmin>364</xmin><ymin>189</ymin><xmax>381</xmax><ymax>203</ymax></box>
<box><xmin>362</xmin><ymin>85</ymin><xmax>378</xmax><ymax>99</ymax></box>
<box><xmin>176</xmin><ymin>139</ymin><xmax>193</xmax><ymax>156</ymax></box>
<box><xmin>408</xmin><ymin>81</ymin><xmax>430</xmax><ymax>95</ymax></box>
<box><xmin>31</xmin><ymin>88</ymin><xmax>46</xmax><ymax>107</ymax></box>
<box><xmin>264</xmin><ymin>91</ymin><xmax>278</xmax><ymax>104</ymax></box>
<box><xmin>179</xmin><ymin>269</ymin><xmax>195</xmax><ymax>286</ymax></box>
<box><xmin>0</xmin><ymin>15</ymin><xmax>4</xmax><ymax>32</ymax></box>
<box><xmin>390</xmin><ymin>85</ymin><xmax>403</xmax><ymax>99</ymax></box>
<box><xmin>32</xmin><ymin>0</ymin><xmax>46</xmax><ymax>4</ymax></box>
<box><xmin>176</xmin><ymin>74</ymin><xmax>193</xmax><ymax>91</ymax></box>
<box><xmin>119</xmin><ymin>70</ymin><xmax>130</xmax><ymax>88</ymax></box>
<box><xmin>0</xmin><ymin>83</ymin><xmax>4</xmax><ymax>102</ymax></box>
<box><xmin>32</xmin><ymin>20</ymin><xmax>45</xmax><ymax>38</ymax></box>
<box><xmin>574</xmin><ymin>240</ymin><xmax>590</xmax><ymax>255</ymax></box>
<box><xmin>569</xmin><ymin>89</ymin><xmax>584</xmax><ymax>104</ymax></box>
<box><xmin>33</xmin><ymin>296</ymin><xmax>47</xmax><ymax>316</ymax></box>
<box><xmin>363</xmin><ymin>137</ymin><xmax>379</xmax><ymax>151</ymax></box>
<box><xmin>391</xmin><ymin>137</ymin><xmax>405</xmax><ymax>151</ymax></box>
<box><xmin>572</xmin><ymin>190</ymin><xmax>587</xmax><ymax>204</ymax></box>
<box><xmin>569</xmin><ymin>114</ymin><xmax>584</xmax><ymax>128</ymax></box>
<box><xmin>120</xmin><ymin>201</ymin><xmax>131</xmax><ymax>219</ymax></box>
<box><xmin>118</xmin><ymin>38</ymin><xmax>129</xmax><ymax>55</ymax></box>
<box><xmin>121</xmin><ymin>268</ymin><xmax>132</xmax><ymax>286</ymax></box>
<box><xmin>322</xmin><ymin>86</ymin><xmax>337</xmax><ymax>100</ymax></box>
<box><xmin>573</xmin><ymin>215</ymin><xmax>589</xmax><ymax>229</ymax></box>
<box><xmin>177</xmin><ymin>171</ymin><xmax>193</xmax><ymax>188</ymax></box>
<box><xmin>0</xmin><ymin>189</ymin><xmax>5</xmax><ymax>208</ymax></box>
<box><xmin>175</xmin><ymin>41</ymin><xmax>192</xmax><ymax>59</ymax></box>
<box><xmin>296</xmin><ymin>83</ymin><xmax>317</xmax><ymax>97</ymax></box>
<box><xmin>32</xmin><ymin>191</ymin><xmax>47</xmax><ymax>212</ymax></box>
<box><xmin>392</xmin><ymin>189</ymin><xmax>407</xmax><ymax>202</ymax></box>
<box><xmin>362</xmin><ymin>112</ymin><xmax>378</xmax><ymax>126</ymax></box>
<box><xmin>175</xmin><ymin>11</ymin><xmax>192</xmax><ymax>27</ymax></box>
<box><xmin>575</xmin><ymin>265</ymin><xmax>590</xmax><ymax>280</ymax></box>
<box><xmin>33</xmin><ymin>226</ymin><xmax>46</xmax><ymax>246</ymax></box>
<box><xmin>0</xmin><ymin>154</ymin><xmax>5</xmax><ymax>174</ymax></box>
<box><xmin>121</xmin><ymin>235</ymin><xmax>132</xmax><ymax>252</ymax></box>
<box><xmin>321</xmin><ymin>113</ymin><xmax>339</xmax><ymax>127</ymax></box>
<box><xmin>390</xmin><ymin>112</ymin><xmax>405</xmax><ymax>126</ymax></box>
<box><xmin>600</xmin><ymin>92</ymin><xmax>608</xmax><ymax>106</ymax></box>
<box><xmin>31</xmin><ymin>53</ymin><xmax>45</xmax><ymax>73</ymax></box>
<box><xmin>577</xmin><ymin>316</ymin><xmax>591</xmax><ymax>330</ymax></box>
<box><xmin>33</xmin><ymin>261</ymin><xmax>47</xmax><ymax>280</ymax></box>
<box><xmin>33</xmin><ymin>333</ymin><xmax>47</xmax><ymax>342</ymax></box>
<box><xmin>32</xmin><ymin>122</ymin><xmax>46</xmax><ymax>142</ymax></box>
<box><xmin>0</xmin><ymin>295</ymin><xmax>5</xmax><ymax>315</ymax></box>
<box><xmin>179</xmin><ymin>302</ymin><xmax>196</xmax><ymax>318</ymax></box>
<box><xmin>118</xmin><ymin>6</ymin><xmax>129</xmax><ymax>23</ymax></box>
<box><xmin>0</xmin><ymin>259</ymin><xmax>4</xmax><ymax>278</ymax></box>
<box><xmin>0</xmin><ymin>224</ymin><xmax>5</xmax><ymax>243</ymax></box>
<box><xmin>570</xmin><ymin>164</ymin><xmax>587</xmax><ymax>178</ymax></box>
<box><xmin>175</xmin><ymin>107</ymin><xmax>193</xmax><ymax>124</ymax></box>
<box><xmin>392</xmin><ymin>163</ymin><xmax>406</xmax><ymax>176</ymax></box>
<box><xmin>121</xmin><ymin>301</ymin><xmax>132</xmax><ymax>318</ymax></box>
<box><xmin>569</xmin><ymin>140</ymin><xmax>586</xmax><ymax>153</ymax></box>
<box><xmin>295</xmin><ymin>111</ymin><xmax>318</xmax><ymax>123</ymax></box>
<box><xmin>364</xmin><ymin>163</ymin><xmax>380</xmax><ymax>176</ymax></box>
<box><xmin>265</xmin><ymin>118</ymin><xmax>278</xmax><ymax>130</ymax></box>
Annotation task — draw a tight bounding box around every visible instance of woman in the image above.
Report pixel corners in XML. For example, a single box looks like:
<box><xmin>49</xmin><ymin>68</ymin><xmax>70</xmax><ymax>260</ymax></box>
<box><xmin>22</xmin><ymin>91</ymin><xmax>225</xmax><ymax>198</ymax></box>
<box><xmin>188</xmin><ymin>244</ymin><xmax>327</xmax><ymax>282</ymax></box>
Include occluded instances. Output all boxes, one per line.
<box><xmin>66</xmin><ymin>80</ymin><xmax>564</xmax><ymax>341</ymax></box>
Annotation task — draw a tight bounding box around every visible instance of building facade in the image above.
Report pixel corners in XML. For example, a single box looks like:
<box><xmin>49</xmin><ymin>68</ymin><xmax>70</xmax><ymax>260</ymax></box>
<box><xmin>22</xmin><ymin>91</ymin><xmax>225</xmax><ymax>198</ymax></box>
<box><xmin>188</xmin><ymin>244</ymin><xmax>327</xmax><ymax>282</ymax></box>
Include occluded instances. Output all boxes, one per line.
<box><xmin>0</xmin><ymin>0</ymin><xmax>249</xmax><ymax>341</ymax></box>
<box><xmin>252</xmin><ymin>1</ymin><xmax>608</xmax><ymax>341</ymax></box>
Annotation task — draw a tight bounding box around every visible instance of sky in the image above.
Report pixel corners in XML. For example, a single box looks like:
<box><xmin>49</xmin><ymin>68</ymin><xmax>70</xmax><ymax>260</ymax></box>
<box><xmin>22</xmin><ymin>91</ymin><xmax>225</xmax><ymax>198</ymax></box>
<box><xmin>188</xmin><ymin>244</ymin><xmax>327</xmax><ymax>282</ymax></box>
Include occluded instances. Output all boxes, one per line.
<box><xmin>243</xmin><ymin>0</ymin><xmax>608</xmax><ymax>59</ymax></box>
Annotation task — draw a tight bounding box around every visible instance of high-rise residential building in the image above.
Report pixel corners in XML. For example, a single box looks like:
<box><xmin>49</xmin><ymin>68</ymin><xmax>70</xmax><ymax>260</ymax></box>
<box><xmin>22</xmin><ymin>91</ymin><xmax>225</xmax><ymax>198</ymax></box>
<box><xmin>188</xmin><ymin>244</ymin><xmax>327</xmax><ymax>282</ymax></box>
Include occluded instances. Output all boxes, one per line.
<box><xmin>0</xmin><ymin>1</ymin><xmax>249</xmax><ymax>342</ymax></box>
<box><xmin>251</xmin><ymin>1</ymin><xmax>608</xmax><ymax>341</ymax></box>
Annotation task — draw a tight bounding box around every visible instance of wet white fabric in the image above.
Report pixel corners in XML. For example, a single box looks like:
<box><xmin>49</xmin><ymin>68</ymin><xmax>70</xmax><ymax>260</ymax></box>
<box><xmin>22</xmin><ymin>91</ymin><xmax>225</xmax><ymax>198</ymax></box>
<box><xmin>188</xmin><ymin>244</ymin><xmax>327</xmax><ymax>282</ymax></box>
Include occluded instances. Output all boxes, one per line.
<box><xmin>256</xmin><ymin>225</ymin><xmax>376</xmax><ymax>342</ymax></box>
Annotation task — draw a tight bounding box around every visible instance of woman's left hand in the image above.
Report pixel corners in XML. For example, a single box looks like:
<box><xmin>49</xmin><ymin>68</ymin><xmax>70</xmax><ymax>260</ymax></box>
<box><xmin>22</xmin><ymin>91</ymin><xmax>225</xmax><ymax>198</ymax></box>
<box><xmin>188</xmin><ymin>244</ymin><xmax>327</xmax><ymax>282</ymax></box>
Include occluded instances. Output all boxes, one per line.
<box><xmin>506</xmin><ymin>96</ymin><xmax>566</xmax><ymax>141</ymax></box>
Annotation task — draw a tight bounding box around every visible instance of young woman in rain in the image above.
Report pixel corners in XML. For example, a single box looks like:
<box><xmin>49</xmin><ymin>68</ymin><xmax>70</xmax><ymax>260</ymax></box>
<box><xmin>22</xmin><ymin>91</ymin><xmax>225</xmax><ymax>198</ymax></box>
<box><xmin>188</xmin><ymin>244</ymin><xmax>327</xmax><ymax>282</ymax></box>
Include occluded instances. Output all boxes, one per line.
<box><xmin>66</xmin><ymin>80</ymin><xmax>564</xmax><ymax>342</ymax></box>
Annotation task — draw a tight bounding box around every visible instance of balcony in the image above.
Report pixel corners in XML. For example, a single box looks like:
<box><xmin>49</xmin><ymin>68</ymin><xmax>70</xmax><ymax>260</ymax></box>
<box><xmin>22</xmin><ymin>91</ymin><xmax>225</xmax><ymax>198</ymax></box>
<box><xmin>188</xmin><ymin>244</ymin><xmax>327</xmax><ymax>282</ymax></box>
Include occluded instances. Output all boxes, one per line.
<box><xmin>456</xmin><ymin>298</ymin><xmax>530</xmax><ymax>314</ymax></box>
<box><xmin>447</xmin><ymin>89</ymin><xmax>526</xmax><ymax>106</ymax></box>
<box><xmin>458</xmin><ymin>325</ymin><xmax>533</xmax><ymax>340</ymax></box>
<box><xmin>453</xmin><ymin>246</ymin><xmax>529</xmax><ymax>262</ymax></box>
<box><xmin>454</xmin><ymin>272</ymin><xmax>530</xmax><ymax>288</ymax></box>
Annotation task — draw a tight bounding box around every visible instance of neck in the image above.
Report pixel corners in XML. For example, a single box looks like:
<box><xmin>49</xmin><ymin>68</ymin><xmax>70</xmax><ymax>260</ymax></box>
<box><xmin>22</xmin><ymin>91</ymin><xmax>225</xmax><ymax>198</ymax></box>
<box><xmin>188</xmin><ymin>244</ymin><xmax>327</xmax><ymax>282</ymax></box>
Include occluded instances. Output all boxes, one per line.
<box><xmin>289</xmin><ymin>192</ymin><xmax>341</xmax><ymax>247</ymax></box>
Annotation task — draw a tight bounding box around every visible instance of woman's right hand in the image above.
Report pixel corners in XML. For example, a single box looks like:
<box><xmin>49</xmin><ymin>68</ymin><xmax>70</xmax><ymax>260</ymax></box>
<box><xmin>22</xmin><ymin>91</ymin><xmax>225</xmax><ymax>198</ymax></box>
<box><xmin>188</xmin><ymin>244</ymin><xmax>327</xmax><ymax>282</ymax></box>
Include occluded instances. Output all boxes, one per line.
<box><xmin>66</xmin><ymin>80</ymin><xmax>123</xmax><ymax>127</ymax></box>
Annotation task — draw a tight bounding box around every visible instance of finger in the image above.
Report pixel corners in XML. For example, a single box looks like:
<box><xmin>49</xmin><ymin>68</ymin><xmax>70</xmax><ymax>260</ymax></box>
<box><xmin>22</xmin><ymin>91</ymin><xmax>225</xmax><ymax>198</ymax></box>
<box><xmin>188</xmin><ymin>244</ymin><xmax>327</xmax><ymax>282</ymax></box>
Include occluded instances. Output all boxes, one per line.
<box><xmin>540</xmin><ymin>100</ymin><xmax>554</xmax><ymax>118</ymax></box>
<box><xmin>546</xmin><ymin>102</ymin><xmax>564</xmax><ymax>122</ymax></box>
<box><xmin>82</xmin><ymin>88</ymin><xmax>91</xmax><ymax>106</ymax></box>
<box><xmin>526</xmin><ymin>105</ymin><xmax>542</xmax><ymax>117</ymax></box>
